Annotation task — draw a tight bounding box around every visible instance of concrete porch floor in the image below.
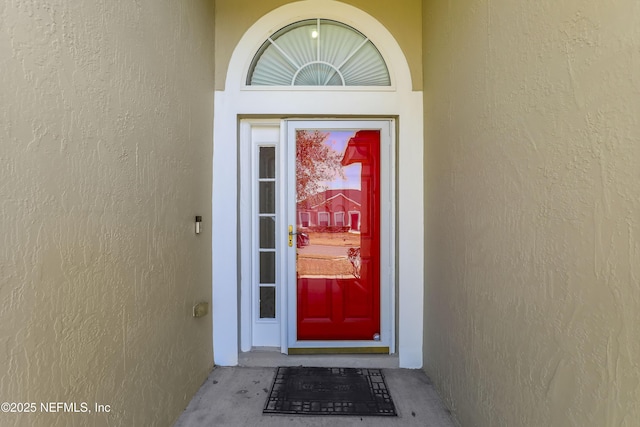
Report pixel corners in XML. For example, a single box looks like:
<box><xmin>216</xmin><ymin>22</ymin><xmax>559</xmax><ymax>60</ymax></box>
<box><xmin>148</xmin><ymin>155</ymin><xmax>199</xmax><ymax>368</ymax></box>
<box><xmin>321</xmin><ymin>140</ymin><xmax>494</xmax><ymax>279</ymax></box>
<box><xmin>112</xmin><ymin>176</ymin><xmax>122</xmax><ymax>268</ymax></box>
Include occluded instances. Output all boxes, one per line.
<box><xmin>173</xmin><ymin>352</ymin><xmax>457</xmax><ymax>427</ymax></box>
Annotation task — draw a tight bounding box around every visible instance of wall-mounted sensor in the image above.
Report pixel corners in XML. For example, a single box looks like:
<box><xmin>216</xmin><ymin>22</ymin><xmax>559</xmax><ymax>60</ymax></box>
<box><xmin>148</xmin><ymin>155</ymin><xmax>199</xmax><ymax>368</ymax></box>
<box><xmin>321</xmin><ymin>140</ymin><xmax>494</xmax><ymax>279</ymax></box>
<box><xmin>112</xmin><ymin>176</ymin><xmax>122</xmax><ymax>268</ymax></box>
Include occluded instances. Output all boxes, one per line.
<box><xmin>195</xmin><ymin>216</ymin><xmax>202</xmax><ymax>234</ymax></box>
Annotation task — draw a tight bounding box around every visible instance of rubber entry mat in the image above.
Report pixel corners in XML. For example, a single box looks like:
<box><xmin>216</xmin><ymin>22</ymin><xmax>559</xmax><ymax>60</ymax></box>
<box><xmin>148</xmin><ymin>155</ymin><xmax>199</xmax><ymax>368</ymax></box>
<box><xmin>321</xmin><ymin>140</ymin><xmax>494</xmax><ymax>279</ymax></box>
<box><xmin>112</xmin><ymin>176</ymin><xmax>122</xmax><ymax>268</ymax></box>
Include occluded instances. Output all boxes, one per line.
<box><xmin>263</xmin><ymin>367</ymin><xmax>397</xmax><ymax>416</ymax></box>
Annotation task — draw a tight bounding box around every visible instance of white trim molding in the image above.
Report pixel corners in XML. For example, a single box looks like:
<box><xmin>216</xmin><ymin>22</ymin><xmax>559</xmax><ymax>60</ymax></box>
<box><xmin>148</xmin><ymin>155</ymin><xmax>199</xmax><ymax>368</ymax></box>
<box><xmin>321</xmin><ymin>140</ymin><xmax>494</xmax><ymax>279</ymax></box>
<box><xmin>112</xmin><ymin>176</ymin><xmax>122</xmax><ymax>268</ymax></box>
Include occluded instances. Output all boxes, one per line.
<box><xmin>213</xmin><ymin>0</ymin><xmax>424</xmax><ymax>368</ymax></box>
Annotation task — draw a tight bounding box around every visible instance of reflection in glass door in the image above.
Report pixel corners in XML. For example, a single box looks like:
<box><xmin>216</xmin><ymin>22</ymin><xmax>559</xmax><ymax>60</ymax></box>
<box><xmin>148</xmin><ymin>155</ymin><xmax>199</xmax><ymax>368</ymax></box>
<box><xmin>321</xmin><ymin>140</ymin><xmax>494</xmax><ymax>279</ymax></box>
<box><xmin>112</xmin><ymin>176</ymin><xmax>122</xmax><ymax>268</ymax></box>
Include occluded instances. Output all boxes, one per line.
<box><xmin>293</xmin><ymin>128</ymin><xmax>381</xmax><ymax>341</ymax></box>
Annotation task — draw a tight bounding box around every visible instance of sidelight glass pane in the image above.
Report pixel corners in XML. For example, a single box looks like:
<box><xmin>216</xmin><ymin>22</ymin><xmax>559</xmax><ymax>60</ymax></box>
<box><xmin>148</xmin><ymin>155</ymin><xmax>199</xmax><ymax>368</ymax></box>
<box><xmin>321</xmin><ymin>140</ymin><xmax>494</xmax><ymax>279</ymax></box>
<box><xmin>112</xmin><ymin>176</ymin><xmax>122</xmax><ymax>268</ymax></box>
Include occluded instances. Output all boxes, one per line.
<box><xmin>259</xmin><ymin>286</ymin><xmax>276</xmax><ymax>318</ymax></box>
<box><xmin>259</xmin><ymin>147</ymin><xmax>276</xmax><ymax>178</ymax></box>
<box><xmin>260</xmin><ymin>252</ymin><xmax>276</xmax><ymax>283</ymax></box>
<box><xmin>260</xmin><ymin>217</ymin><xmax>276</xmax><ymax>249</ymax></box>
<box><xmin>259</xmin><ymin>182</ymin><xmax>275</xmax><ymax>213</ymax></box>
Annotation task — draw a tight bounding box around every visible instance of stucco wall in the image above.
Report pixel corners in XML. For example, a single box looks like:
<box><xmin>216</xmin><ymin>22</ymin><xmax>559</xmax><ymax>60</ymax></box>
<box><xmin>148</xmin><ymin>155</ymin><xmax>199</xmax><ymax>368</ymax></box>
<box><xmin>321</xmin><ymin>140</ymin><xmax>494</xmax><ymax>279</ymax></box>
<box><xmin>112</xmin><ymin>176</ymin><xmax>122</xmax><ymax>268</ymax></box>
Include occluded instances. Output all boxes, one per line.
<box><xmin>214</xmin><ymin>0</ymin><xmax>422</xmax><ymax>91</ymax></box>
<box><xmin>0</xmin><ymin>1</ymin><xmax>214</xmax><ymax>426</ymax></box>
<box><xmin>423</xmin><ymin>0</ymin><xmax>640</xmax><ymax>426</ymax></box>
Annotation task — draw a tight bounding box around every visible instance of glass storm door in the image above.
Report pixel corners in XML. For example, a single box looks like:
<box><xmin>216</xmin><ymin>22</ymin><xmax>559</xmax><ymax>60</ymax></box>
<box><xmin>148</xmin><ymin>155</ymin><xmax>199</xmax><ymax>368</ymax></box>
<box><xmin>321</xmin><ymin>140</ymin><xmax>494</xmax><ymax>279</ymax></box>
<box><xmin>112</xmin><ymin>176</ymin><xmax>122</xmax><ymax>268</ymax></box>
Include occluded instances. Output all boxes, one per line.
<box><xmin>287</xmin><ymin>121</ymin><xmax>390</xmax><ymax>347</ymax></box>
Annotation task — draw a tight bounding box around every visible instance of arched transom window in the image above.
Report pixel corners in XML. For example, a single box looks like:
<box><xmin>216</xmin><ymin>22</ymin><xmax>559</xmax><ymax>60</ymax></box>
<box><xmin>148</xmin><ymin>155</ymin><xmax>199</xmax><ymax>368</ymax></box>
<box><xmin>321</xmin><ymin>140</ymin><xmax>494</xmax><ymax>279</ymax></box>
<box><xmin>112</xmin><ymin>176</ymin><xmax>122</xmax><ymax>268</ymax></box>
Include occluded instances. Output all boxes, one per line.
<box><xmin>247</xmin><ymin>19</ymin><xmax>391</xmax><ymax>86</ymax></box>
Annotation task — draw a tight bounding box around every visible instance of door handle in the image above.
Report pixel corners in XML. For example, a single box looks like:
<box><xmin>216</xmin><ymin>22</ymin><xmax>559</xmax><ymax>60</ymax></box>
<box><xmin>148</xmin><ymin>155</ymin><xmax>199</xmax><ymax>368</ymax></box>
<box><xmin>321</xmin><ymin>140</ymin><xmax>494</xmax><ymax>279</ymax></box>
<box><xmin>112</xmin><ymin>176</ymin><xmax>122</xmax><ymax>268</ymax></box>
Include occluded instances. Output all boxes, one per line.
<box><xmin>288</xmin><ymin>225</ymin><xmax>296</xmax><ymax>247</ymax></box>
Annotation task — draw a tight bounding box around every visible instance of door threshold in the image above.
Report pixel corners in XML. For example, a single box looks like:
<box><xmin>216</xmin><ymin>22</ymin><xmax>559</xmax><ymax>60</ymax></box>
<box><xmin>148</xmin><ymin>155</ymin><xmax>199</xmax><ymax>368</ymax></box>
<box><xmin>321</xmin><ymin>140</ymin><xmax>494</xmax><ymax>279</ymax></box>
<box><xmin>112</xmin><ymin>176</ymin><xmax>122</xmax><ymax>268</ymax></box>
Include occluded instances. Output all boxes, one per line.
<box><xmin>238</xmin><ymin>348</ymin><xmax>399</xmax><ymax>369</ymax></box>
<box><xmin>288</xmin><ymin>347</ymin><xmax>389</xmax><ymax>355</ymax></box>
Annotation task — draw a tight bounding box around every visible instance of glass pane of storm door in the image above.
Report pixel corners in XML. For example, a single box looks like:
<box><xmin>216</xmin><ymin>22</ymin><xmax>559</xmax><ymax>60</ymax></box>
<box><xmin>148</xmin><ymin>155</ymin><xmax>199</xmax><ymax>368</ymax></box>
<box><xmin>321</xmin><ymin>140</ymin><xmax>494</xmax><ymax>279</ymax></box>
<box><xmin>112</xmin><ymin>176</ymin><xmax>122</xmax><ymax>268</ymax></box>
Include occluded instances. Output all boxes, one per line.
<box><xmin>295</xmin><ymin>129</ymin><xmax>380</xmax><ymax>340</ymax></box>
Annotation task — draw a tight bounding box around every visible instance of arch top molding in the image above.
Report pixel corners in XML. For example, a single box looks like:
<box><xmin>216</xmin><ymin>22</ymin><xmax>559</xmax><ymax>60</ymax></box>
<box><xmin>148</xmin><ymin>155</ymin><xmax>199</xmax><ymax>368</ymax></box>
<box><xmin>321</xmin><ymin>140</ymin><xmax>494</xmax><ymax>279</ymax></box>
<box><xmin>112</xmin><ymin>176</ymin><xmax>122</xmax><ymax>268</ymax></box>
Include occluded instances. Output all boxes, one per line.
<box><xmin>217</xmin><ymin>0</ymin><xmax>421</xmax><ymax>93</ymax></box>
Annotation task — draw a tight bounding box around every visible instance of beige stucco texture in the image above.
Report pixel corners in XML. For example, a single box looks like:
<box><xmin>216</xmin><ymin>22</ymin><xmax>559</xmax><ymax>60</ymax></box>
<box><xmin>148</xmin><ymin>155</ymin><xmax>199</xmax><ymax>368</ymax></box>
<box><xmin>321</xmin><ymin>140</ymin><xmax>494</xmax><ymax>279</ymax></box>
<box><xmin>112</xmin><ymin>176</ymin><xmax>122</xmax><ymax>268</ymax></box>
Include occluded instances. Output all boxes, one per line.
<box><xmin>1</xmin><ymin>1</ymin><xmax>214</xmax><ymax>426</ymax></box>
<box><xmin>4</xmin><ymin>0</ymin><xmax>640</xmax><ymax>425</ymax></box>
<box><xmin>423</xmin><ymin>0</ymin><xmax>640</xmax><ymax>426</ymax></box>
<box><xmin>214</xmin><ymin>0</ymin><xmax>422</xmax><ymax>91</ymax></box>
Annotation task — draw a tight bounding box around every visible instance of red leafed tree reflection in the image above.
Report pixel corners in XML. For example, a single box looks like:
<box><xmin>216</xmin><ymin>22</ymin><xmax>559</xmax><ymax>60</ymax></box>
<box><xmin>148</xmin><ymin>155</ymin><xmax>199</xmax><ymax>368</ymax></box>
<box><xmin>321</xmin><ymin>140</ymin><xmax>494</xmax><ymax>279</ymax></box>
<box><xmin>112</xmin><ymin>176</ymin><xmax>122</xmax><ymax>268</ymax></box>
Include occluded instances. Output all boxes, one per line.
<box><xmin>295</xmin><ymin>130</ymin><xmax>345</xmax><ymax>203</ymax></box>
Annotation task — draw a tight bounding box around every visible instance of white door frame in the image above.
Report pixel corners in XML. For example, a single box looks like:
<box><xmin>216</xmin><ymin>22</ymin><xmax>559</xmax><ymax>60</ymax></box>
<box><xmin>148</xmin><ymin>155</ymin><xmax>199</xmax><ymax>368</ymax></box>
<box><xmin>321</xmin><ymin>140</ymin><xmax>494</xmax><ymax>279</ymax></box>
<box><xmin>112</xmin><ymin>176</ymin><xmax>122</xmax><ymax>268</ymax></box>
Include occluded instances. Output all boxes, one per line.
<box><xmin>239</xmin><ymin>119</ymin><xmax>395</xmax><ymax>353</ymax></box>
<box><xmin>240</xmin><ymin>121</ymin><xmax>283</xmax><ymax>348</ymax></box>
<box><xmin>285</xmin><ymin>119</ymin><xmax>394</xmax><ymax>351</ymax></box>
<box><xmin>212</xmin><ymin>0</ymin><xmax>424</xmax><ymax>368</ymax></box>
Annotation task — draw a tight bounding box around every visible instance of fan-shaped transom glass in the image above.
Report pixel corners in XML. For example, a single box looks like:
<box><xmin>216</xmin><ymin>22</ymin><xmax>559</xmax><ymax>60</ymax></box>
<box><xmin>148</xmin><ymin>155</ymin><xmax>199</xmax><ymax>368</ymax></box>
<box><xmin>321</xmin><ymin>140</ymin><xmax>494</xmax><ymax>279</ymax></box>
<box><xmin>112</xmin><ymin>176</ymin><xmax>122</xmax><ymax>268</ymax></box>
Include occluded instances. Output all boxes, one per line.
<box><xmin>247</xmin><ymin>19</ymin><xmax>391</xmax><ymax>87</ymax></box>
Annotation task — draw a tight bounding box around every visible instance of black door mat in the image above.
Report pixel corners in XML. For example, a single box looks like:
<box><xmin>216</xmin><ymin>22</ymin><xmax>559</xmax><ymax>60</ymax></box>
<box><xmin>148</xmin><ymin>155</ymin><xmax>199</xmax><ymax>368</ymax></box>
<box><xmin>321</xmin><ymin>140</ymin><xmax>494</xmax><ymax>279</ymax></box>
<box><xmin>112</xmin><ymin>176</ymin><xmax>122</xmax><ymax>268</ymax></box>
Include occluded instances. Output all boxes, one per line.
<box><xmin>263</xmin><ymin>366</ymin><xmax>397</xmax><ymax>416</ymax></box>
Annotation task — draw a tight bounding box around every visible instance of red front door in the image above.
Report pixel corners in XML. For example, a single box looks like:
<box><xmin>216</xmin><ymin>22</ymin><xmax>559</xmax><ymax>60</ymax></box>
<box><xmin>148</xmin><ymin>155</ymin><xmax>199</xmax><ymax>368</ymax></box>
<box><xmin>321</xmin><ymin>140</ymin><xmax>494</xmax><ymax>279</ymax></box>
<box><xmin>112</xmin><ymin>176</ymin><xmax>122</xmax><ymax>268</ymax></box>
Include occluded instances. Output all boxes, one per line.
<box><xmin>295</xmin><ymin>129</ymin><xmax>380</xmax><ymax>340</ymax></box>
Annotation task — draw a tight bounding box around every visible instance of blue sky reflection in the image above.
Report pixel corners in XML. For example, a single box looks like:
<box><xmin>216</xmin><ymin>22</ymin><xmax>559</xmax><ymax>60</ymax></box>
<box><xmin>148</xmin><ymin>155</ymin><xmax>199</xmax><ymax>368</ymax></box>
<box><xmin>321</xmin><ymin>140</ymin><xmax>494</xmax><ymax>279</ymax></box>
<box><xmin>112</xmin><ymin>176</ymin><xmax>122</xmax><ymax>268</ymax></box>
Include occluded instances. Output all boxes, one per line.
<box><xmin>324</xmin><ymin>130</ymin><xmax>361</xmax><ymax>190</ymax></box>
